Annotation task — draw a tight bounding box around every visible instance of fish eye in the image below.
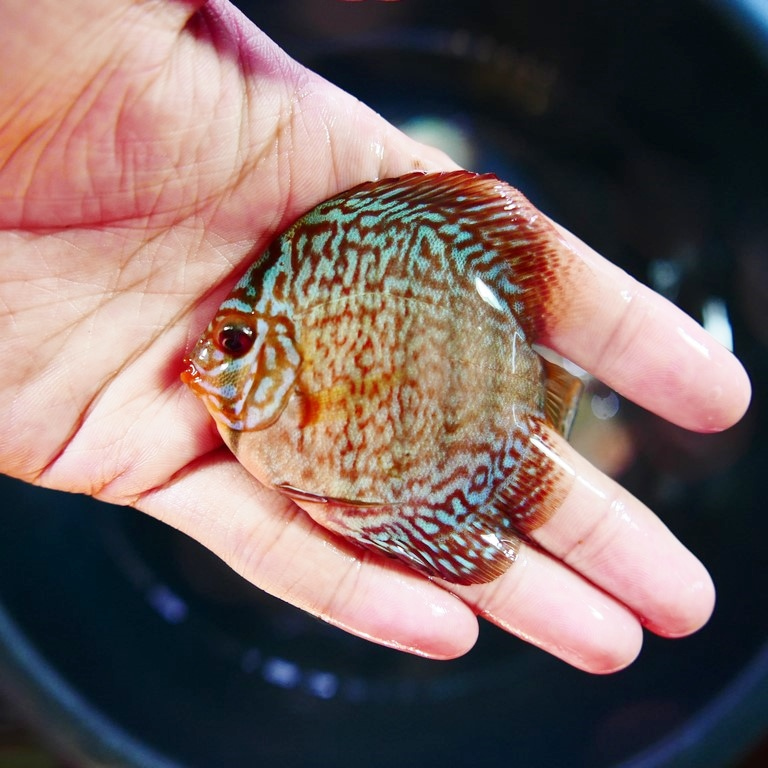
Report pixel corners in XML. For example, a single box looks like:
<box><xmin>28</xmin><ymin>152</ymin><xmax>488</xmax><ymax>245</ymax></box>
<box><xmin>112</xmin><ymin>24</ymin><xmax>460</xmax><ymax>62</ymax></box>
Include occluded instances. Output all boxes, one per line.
<box><xmin>212</xmin><ymin>315</ymin><xmax>256</xmax><ymax>358</ymax></box>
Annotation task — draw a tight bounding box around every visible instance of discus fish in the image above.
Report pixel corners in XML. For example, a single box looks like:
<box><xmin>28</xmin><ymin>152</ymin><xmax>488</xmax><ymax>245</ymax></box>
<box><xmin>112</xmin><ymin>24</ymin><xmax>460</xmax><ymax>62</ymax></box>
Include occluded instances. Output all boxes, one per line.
<box><xmin>183</xmin><ymin>171</ymin><xmax>582</xmax><ymax>585</ymax></box>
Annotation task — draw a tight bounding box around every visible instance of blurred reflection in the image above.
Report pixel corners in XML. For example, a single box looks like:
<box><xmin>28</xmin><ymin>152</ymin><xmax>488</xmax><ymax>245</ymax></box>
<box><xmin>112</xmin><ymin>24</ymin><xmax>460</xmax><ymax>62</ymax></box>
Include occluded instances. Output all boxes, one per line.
<box><xmin>398</xmin><ymin>115</ymin><xmax>477</xmax><ymax>168</ymax></box>
<box><xmin>738</xmin><ymin>222</ymin><xmax>768</xmax><ymax>348</ymax></box>
<box><xmin>701</xmin><ymin>297</ymin><xmax>734</xmax><ymax>351</ymax></box>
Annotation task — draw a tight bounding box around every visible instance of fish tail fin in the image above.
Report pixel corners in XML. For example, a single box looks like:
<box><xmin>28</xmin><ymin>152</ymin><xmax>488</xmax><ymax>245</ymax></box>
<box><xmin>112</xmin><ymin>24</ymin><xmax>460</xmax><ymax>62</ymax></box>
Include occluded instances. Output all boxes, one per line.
<box><xmin>542</xmin><ymin>358</ymin><xmax>583</xmax><ymax>438</ymax></box>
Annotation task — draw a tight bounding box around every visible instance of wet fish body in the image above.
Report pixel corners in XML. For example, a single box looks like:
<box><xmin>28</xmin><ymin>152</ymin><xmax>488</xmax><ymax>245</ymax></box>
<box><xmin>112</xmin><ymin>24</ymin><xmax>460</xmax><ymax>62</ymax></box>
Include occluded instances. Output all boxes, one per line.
<box><xmin>184</xmin><ymin>171</ymin><xmax>581</xmax><ymax>584</ymax></box>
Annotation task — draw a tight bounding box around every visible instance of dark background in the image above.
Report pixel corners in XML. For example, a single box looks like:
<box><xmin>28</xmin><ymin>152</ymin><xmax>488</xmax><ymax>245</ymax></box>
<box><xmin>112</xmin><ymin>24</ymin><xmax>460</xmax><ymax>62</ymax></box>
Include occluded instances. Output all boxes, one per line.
<box><xmin>2</xmin><ymin>1</ymin><xmax>767</xmax><ymax>766</ymax></box>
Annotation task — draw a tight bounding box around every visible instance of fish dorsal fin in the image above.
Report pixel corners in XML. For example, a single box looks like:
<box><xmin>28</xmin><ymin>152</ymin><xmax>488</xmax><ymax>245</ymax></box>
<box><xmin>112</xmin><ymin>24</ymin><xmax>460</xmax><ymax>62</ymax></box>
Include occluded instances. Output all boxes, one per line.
<box><xmin>541</xmin><ymin>358</ymin><xmax>583</xmax><ymax>438</ymax></box>
<box><xmin>325</xmin><ymin>170</ymin><xmax>568</xmax><ymax>341</ymax></box>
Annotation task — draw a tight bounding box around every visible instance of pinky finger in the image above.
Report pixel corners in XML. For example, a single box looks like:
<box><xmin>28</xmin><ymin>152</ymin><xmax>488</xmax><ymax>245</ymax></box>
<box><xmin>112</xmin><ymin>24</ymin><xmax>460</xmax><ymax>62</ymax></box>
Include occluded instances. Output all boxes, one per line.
<box><xmin>448</xmin><ymin>544</ymin><xmax>644</xmax><ymax>674</ymax></box>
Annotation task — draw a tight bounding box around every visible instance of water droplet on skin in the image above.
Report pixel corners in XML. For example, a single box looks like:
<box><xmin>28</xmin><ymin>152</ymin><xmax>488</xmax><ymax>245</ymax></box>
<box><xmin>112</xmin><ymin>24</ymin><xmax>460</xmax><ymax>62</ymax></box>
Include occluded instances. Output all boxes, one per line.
<box><xmin>676</xmin><ymin>325</ymin><xmax>711</xmax><ymax>359</ymax></box>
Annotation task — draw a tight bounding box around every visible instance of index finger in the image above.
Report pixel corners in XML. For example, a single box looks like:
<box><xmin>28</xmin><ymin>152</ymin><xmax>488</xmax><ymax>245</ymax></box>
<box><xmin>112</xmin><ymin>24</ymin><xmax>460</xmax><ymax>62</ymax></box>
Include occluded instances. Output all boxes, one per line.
<box><xmin>542</xmin><ymin>223</ymin><xmax>751</xmax><ymax>433</ymax></box>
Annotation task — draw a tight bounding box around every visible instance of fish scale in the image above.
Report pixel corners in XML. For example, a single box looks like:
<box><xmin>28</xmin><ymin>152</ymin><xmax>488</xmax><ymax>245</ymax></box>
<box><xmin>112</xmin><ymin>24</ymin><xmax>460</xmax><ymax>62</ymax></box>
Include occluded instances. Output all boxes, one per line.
<box><xmin>183</xmin><ymin>170</ymin><xmax>582</xmax><ymax>584</ymax></box>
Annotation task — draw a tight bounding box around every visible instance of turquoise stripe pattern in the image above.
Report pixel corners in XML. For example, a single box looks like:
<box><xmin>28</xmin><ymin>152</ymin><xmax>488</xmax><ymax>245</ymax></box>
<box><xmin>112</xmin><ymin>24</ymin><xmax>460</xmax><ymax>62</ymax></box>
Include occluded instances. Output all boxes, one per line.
<box><xmin>183</xmin><ymin>171</ymin><xmax>580</xmax><ymax>584</ymax></box>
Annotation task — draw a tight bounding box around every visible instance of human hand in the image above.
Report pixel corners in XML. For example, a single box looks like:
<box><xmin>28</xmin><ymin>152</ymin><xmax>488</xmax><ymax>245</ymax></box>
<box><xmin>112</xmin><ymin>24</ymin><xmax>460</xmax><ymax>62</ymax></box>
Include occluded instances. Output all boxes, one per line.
<box><xmin>0</xmin><ymin>0</ymin><xmax>751</xmax><ymax>672</ymax></box>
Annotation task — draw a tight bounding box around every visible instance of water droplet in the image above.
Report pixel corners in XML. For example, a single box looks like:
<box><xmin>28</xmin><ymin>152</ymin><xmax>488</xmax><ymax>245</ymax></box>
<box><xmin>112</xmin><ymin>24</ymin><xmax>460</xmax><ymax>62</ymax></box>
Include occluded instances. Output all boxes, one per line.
<box><xmin>591</xmin><ymin>391</ymin><xmax>620</xmax><ymax>420</ymax></box>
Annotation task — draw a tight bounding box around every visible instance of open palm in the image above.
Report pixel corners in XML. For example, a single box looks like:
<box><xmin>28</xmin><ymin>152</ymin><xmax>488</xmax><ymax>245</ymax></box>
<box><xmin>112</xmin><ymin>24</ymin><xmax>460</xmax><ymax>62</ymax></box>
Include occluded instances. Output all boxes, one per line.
<box><xmin>0</xmin><ymin>0</ymin><xmax>750</xmax><ymax>672</ymax></box>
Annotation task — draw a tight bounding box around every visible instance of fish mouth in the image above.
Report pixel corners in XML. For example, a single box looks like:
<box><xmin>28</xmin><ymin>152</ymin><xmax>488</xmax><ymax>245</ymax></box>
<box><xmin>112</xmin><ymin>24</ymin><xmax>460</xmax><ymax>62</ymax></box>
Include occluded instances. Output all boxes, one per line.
<box><xmin>180</xmin><ymin>358</ymin><xmax>205</xmax><ymax>395</ymax></box>
<box><xmin>180</xmin><ymin>357</ymin><xmax>244</xmax><ymax>430</ymax></box>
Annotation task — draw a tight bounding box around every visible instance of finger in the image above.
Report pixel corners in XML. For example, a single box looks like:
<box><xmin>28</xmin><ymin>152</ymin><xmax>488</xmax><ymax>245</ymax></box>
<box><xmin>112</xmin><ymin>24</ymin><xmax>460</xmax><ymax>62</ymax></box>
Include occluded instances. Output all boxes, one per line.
<box><xmin>544</xmin><ymin>223</ymin><xmax>751</xmax><ymax>433</ymax></box>
<box><xmin>448</xmin><ymin>543</ymin><xmax>643</xmax><ymax>674</ymax></box>
<box><xmin>137</xmin><ymin>450</ymin><xmax>480</xmax><ymax>660</ymax></box>
<box><xmin>522</xmin><ymin>426</ymin><xmax>715</xmax><ymax>638</ymax></box>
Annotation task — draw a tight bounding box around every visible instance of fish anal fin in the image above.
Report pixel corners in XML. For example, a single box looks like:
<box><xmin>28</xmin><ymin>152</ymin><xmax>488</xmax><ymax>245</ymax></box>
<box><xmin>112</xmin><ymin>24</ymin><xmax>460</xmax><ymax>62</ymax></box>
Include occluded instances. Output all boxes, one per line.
<box><xmin>392</xmin><ymin>511</ymin><xmax>523</xmax><ymax>585</ymax></box>
<box><xmin>278</xmin><ymin>419</ymin><xmax>573</xmax><ymax>583</ymax></box>
<box><xmin>433</xmin><ymin>527</ymin><xmax>521</xmax><ymax>585</ymax></box>
<box><xmin>380</xmin><ymin>511</ymin><xmax>522</xmax><ymax>586</ymax></box>
<box><xmin>360</xmin><ymin>514</ymin><xmax>522</xmax><ymax>586</ymax></box>
<box><xmin>285</xmin><ymin>486</ymin><xmax>521</xmax><ymax>585</ymax></box>
<box><xmin>541</xmin><ymin>358</ymin><xmax>583</xmax><ymax>438</ymax></box>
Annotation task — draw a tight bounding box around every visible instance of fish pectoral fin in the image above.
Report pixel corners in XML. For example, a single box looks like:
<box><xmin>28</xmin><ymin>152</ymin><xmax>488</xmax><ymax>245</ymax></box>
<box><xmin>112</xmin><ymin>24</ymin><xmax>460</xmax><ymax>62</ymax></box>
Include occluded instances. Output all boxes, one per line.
<box><xmin>542</xmin><ymin>358</ymin><xmax>583</xmax><ymax>438</ymax></box>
